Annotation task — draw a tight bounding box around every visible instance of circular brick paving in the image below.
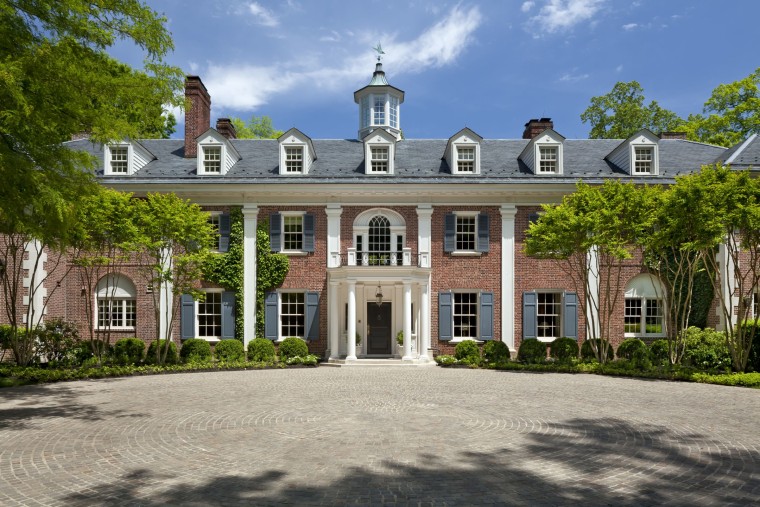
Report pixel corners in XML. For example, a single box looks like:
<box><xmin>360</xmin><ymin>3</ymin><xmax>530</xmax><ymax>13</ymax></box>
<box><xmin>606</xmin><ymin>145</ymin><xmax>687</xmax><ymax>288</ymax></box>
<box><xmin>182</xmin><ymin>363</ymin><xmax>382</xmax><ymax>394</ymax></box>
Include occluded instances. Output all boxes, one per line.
<box><xmin>0</xmin><ymin>368</ymin><xmax>758</xmax><ymax>505</ymax></box>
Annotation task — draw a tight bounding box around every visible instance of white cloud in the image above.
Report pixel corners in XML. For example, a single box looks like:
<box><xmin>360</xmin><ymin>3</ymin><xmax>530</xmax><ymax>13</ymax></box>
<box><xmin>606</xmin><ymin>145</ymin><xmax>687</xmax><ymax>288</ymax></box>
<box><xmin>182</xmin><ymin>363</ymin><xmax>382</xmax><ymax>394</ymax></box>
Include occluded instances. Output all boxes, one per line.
<box><xmin>247</xmin><ymin>2</ymin><xmax>278</xmax><ymax>27</ymax></box>
<box><xmin>527</xmin><ymin>0</ymin><xmax>606</xmax><ymax>34</ymax></box>
<box><xmin>188</xmin><ymin>61</ymin><xmax>199</xmax><ymax>73</ymax></box>
<box><xmin>320</xmin><ymin>30</ymin><xmax>341</xmax><ymax>42</ymax></box>
<box><xmin>202</xmin><ymin>5</ymin><xmax>483</xmax><ymax>111</ymax></box>
<box><xmin>559</xmin><ymin>71</ymin><xmax>589</xmax><ymax>82</ymax></box>
<box><xmin>521</xmin><ymin>1</ymin><xmax>535</xmax><ymax>13</ymax></box>
<box><xmin>615</xmin><ymin>64</ymin><xmax>623</xmax><ymax>72</ymax></box>
<box><xmin>622</xmin><ymin>23</ymin><xmax>638</xmax><ymax>30</ymax></box>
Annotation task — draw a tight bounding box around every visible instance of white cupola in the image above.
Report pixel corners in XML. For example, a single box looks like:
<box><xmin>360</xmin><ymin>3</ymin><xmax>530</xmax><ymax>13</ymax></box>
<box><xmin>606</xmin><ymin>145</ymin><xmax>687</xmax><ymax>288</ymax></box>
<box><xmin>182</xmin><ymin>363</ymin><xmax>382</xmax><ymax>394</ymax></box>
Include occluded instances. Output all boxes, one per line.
<box><xmin>354</xmin><ymin>54</ymin><xmax>405</xmax><ymax>140</ymax></box>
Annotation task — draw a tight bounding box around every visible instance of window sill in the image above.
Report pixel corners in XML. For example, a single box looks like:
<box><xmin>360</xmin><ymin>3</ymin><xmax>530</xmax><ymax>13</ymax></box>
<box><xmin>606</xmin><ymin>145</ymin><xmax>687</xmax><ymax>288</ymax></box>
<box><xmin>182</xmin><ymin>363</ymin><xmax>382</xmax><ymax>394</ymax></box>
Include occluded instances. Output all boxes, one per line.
<box><xmin>282</xmin><ymin>251</ymin><xmax>309</xmax><ymax>257</ymax></box>
<box><xmin>96</xmin><ymin>327</ymin><xmax>135</xmax><ymax>332</ymax></box>
<box><xmin>450</xmin><ymin>338</ymin><xmax>483</xmax><ymax>344</ymax></box>
<box><xmin>624</xmin><ymin>333</ymin><xmax>665</xmax><ymax>339</ymax></box>
<box><xmin>450</xmin><ymin>251</ymin><xmax>482</xmax><ymax>257</ymax></box>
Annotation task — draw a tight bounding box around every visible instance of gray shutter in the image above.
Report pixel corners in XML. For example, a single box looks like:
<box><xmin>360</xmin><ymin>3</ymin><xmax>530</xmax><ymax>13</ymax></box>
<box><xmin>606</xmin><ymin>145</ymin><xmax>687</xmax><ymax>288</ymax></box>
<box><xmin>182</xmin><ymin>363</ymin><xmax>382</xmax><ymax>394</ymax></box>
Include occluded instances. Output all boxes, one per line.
<box><xmin>439</xmin><ymin>292</ymin><xmax>453</xmax><ymax>341</ymax></box>
<box><xmin>477</xmin><ymin>213</ymin><xmax>490</xmax><ymax>253</ymax></box>
<box><xmin>221</xmin><ymin>291</ymin><xmax>235</xmax><ymax>339</ymax></box>
<box><xmin>218</xmin><ymin>213</ymin><xmax>231</xmax><ymax>252</ymax></box>
<box><xmin>523</xmin><ymin>291</ymin><xmax>537</xmax><ymax>340</ymax></box>
<box><xmin>305</xmin><ymin>291</ymin><xmax>319</xmax><ymax>341</ymax></box>
<box><xmin>480</xmin><ymin>291</ymin><xmax>494</xmax><ymax>340</ymax></box>
<box><xmin>180</xmin><ymin>294</ymin><xmax>195</xmax><ymax>339</ymax></box>
<box><xmin>444</xmin><ymin>213</ymin><xmax>456</xmax><ymax>253</ymax></box>
<box><xmin>563</xmin><ymin>291</ymin><xmax>578</xmax><ymax>340</ymax></box>
<box><xmin>264</xmin><ymin>292</ymin><xmax>278</xmax><ymax>340</ymax></box>
<box><xmin>270</xmin><ymin>213</ymin><xmax>281</xmax><ymax>252</ymax></box>
<box><xmin>303</xmin><ymin>213</ymin><xmax>315</xmax><ymax>253</ymax></box>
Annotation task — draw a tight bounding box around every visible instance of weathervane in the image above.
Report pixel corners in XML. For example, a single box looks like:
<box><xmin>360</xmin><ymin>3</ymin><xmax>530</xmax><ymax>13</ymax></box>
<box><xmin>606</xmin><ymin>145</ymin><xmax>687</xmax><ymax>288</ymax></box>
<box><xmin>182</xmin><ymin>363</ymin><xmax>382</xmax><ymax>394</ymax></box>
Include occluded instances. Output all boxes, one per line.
<box><xmin>373</xmin><ymin>42</ymin><xmax>385</xmax><ymax>62</ymax></box>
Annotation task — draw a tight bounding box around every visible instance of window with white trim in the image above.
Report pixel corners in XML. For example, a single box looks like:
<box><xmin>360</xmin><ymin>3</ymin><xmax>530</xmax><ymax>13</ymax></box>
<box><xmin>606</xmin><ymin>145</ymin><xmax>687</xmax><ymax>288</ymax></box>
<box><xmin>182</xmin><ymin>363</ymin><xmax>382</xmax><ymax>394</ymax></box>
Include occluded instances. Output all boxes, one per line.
<box><xmin>361</xmin><ymin>96</ymin><xmax>370</xmax><ymax>128</ymax></box>
<box><xmin>454</xmin><ymin>292</ymin><xmax>478</xmax><ymax>339</ymax></box>
<box><xmin>96</xmin><ymin>275</ymin><xmax>136</xmax><ymax>330</ymax></box>
<box><xmin>624</xmin><ymin>274</ymin><xmax>665</xmax><ymax>337</ymax></box>
<box><xmin>456</xmin><ymin>215</ymin><xmax>476</xmax><ymax>251</ymax></box>
<box><xmin>538</xmin><ymin>146</ymin><xmax>558</xmax><ymax>173</ymax></box>
<box><xmin>457</xmin><ymin>147</ymin><xmax>475</xmax><ymax>173</ymax></box>
<box><xmin>281</xmin><ymin>292</ymin><xmax>305</xmax><ymax>338</ymax></box>
<box><xmin>370</xmin><ymin>147</ymin><xmax>389</xmax><ymax>173</ymax></box>
<box><xmin>634</xmin><ymin>147</ymin><xmax>653</xmax><ymax>174</ymax></box>
<box><xmin>373</xmin><ymin>95</ymin><xmax>386</xmax><ymax>125</ymax></box>
<box><xmin>198</xmin><ymin>291</ymin><xmax>222</xmax><ymax>338</ymax></box>
<box><xmin>203</xmin><ymin>146</ymin><xmax>222</xmax><ymax>174</ymax></box>
<box><xmin>536</xmin><ymin>292</ymin><xmax>561</xmax><ymax>340</ymax></box>
<box><xmin>110</xmin><ymin>146</ymin><xmax>129</xmax><ymax>174</ymax></box>
<box><xmin>285</xmin><ymin>147</ymin><xmax>303</xmax><ymax>173</ymax></box>
<box><xmin>283</xmin><ymin>215</ymin><xmax>304</xmax><ymax>251</ymax></box>
<box><xmin>389</xmin><ymin>96</ymin><xmax>399</xmax><ymax>129</ymax></box>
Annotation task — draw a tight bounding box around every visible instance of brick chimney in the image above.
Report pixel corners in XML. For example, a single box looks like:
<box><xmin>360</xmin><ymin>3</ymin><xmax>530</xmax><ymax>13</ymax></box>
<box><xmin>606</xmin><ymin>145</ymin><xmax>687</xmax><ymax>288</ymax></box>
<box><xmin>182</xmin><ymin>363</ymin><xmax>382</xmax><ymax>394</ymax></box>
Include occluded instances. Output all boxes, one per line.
<box><xmin>660</xmin><ymin>131</ymin><xmax>687</xmax><ymax>140</ymax></box>
<box><xmin>216</xmin><ymin>118</ymin><xmax>237</xmax><ymax>140</ymax></box>
<box><xmin>522</xmin><ymin>118</ymin><xmax>554</xmax><ymax>139</ymax></box>
<box><xmin>184</xmin><ymin>76</ymin><xmax>211</xmax><ymax>158</ymax></box>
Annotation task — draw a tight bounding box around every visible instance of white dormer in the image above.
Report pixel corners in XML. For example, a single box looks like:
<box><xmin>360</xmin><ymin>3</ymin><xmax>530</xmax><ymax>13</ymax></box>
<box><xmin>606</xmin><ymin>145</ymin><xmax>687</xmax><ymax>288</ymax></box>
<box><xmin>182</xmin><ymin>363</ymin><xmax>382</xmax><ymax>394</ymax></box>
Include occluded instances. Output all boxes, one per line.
<box><xmin>363</xmin><ymin>128</ymin><xmax>396</xmax><ymax>175</ymax></box>
<box><xmin>518</xmin><ymin>128</ymin><xmax>565</xmax><ymax>175</ymax></box>
<box><xmin>196</xmin><ymin>128</ymin><xmax>241</xmax><ymax>176</ymax></box>
<box><xmin>445</xmin><ymin>128</ymin><xmax>483</xmax><ymax>175</ymax></box>
<box><xmin>606</xmin><ymin>129</ymin><xmax>660</xmax><ymax>176</ymax></box>
<box><xmin>103</xmin><ymin>139</ymin><xmax>155</xmax><ymax>176</ymax></box>
<box><xmin>278</xmin><ymin>128</ymin><xmax>316</xmax><ymax>175</ymax></box>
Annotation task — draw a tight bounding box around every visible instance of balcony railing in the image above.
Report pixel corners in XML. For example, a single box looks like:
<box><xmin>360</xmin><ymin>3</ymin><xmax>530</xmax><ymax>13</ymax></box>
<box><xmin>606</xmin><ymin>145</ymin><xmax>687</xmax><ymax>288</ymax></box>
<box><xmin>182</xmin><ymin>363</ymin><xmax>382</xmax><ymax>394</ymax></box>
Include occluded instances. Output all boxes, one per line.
<box><xmin>340</xmin><ymin>248</ymin><xmax>416</xmax><ymax>267</ymax></box>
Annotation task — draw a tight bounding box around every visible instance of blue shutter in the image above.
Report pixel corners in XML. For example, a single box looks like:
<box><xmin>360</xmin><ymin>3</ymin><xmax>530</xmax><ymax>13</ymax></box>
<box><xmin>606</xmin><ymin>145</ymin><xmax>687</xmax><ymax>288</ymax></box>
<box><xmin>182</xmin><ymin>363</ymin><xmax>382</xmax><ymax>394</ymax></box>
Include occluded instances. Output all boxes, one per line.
<box><xmin>264</xmin><ymin>292</ymin><xmax>278</xmax><ymax>340</ymax></box>
<box><xmin>563</xmin><ymin>292</ymin><xmax>578</xmax><ymax>340</ymax></box>
<box><xmin>444</xmin><ymin>213</ymin><xmax>456</xmax><ymax>253</ymax></box>
<box><xmin>180</xmin><ymin>294</ymin><xmax>195</xmax><ymax>339</ymax></box>
<box><xmin>218</xmin><ymin>213</ymin><xmax>231</xmax><ymax>252</ymax></box>
<box><xmin>270</xmin><ymin>213</ymin><xmax>281</xmax><ymax>252</ymax></box>
<box><xmin>305</xmin><ymin>291</ymin><xmax>319</xmax><ymax>341</ymax></box>
<box><xmin>477</xmin><ymin>213</ymin><xmax>490</xmax><ymax>253</ymax></box>
<box><xmin>221</xmin><ymin>291</ymin><xmax>235</xmax><ymax>339</ymax></box>
<box><xmin>523</xmin><ymin>292</ymin><xmax>537</xmax><ymax>340</ymax></box>
<box><xmin>439</xmin><ymin>292</ymin><xmax>453</xmax><ymax>341</ymax></box>
<box><xmin>303</xmin><ymin>213</ymin><xmax>315</xmax><ymax>253</ymax></box>
<box><xmin>480</xmin><ymin>292</ymin><xmax>494</xmax><ymax>340</ymax></box>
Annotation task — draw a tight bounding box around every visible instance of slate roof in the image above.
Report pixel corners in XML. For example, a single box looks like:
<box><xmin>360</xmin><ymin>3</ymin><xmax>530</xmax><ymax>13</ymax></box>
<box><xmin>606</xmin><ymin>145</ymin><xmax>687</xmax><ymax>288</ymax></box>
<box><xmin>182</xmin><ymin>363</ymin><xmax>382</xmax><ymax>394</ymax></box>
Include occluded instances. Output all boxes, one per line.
<box><xmin>717</xmin><ymin>133</ymin><xmax>760</xmax><ymax>169</ymax></box>
<box><xmin>69</xmin><ymin>136</ymin><xmax>730</xmax><ymax>185</ymax></box>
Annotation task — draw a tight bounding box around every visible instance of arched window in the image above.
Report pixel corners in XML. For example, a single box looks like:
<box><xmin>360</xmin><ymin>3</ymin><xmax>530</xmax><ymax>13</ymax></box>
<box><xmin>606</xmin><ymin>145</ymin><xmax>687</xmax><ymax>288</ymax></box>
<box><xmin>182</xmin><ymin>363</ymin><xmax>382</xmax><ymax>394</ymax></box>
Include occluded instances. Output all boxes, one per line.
<box><xmin>368</xmin><ymin>216</ymin><xmax>391</xmax><ymax>265</ymax></box>
<box><xmin>624</xmin><ymin>274</ymin><xmax>665</xmax><ymax>337</ymax></box>
<box><xmin>353</xmin><ymin>209</ymin><xmax>406</xmax><ymax>266</ymax></box>
<box><xmin>96</xmin><ymin>274</ymin><xmax>137</xmax><ymax>329</ymax></box>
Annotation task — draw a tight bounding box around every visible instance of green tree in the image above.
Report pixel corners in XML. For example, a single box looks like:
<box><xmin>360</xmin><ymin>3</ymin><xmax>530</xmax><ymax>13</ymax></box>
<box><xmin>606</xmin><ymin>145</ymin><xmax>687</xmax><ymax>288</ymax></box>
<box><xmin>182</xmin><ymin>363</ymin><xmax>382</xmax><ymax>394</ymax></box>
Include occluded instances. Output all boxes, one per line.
<box><xmin>681</xmin><ymin>68</ymin><xmax>760</xmax><ymax>147</ymax></box>
<box><xmin>580</xmin><ymin>81</ymin><xmax>684</xmax><ymax>139</ymax></box>
<box><xmin>231</xmin><ymin>116</ymin><xmax>283</xmax><ymax>139</ymax></box>
<box><xmin>525</xmin><ymin>181</ymin><xmax>655</xmax><ymax>362</ymax></box>
<box><xmin>133</xmin><ymin>193</ymin><xmax>215</xmax><ymax>365</ymax></box>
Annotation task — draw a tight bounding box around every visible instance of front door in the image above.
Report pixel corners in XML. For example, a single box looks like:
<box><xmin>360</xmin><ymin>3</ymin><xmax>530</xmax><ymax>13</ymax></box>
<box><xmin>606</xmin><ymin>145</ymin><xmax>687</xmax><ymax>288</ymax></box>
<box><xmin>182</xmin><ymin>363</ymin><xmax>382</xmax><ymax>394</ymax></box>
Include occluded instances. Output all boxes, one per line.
<box><xmin>367</xmin><ymin>302</ymin><xmax>392</xmax><ymax>355</ymax></box>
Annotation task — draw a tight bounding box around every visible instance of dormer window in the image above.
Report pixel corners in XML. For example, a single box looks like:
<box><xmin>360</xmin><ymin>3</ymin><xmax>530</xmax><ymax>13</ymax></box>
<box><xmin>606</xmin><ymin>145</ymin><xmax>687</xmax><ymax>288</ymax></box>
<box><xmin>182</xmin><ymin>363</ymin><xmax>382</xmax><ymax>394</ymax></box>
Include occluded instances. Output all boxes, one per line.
<box><xmin>285</xmin><ymin>147</ymin><xmax>303</xmax><ymax>173</ymax></box>
<box><xmin>538</xmin><ymin>146</ymin><xmax>558</xmax><ymax>173</ymax></box>
<box><xmin>457</xmin><ymin>147</ymin><xmax>475</xmax><ymax>173</ymax></box>
<box><xmin>110</xmin><ymin>146</ymin><xmax>129</xmax><ymax>174</ymax></box>
<box><xmin>363</xmin><ymin>128</ymin><xmax>396</xmax><ymax>175</ymax></box>
<box><xmin>370</xmin><ymin>147</ymin><xmax>389</xmax><ymax>173</ymax></box>
<box><xmin>446</xmin><ymin>128</ymin><xmax>483</xmax><ymax>175</ymax></box>
<box><xmin>203</xmin><ymin>146</ymin><xmax>222</xmax><ymax>174</ymax></box>
<box><xmin>605</xmin><ymin>129</ymin><xmax>659</xmax><ymax>176</ymax></box>
<box><xmin>195</xmin><ymin>128</ymin><xmax>240</xmax><ymax>176</ymax></box>
<box><xmin>278</xmin><ymin>128</ymin><xmax>315</xmax><ymax>176</ymax></box>
<box><xmin>634</xmin><ymin>147</ymin><xmax>654</xmax><ymax>174</ymax></box>
<box><xmin>103</xmin><ymin>140</ymin><xmax>154</xmax><ymax>176</ymax></box>
<box><xmin>519</xmin><ymin>128</ymin><xmax>565</xmax><ymax>175</ymax></box>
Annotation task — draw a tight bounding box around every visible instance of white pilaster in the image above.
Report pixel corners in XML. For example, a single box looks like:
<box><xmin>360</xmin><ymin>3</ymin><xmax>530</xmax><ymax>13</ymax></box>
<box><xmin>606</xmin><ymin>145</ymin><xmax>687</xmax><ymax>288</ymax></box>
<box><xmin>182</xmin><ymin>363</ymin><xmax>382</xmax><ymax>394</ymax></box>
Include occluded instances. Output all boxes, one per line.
<box><xmin>158</xmin><ymin>247</ymin><xmax>172</xmax><ymax>340</ymax></box>
<box><xmin>329</xmin><ymin>281</ymin><xmax>340</xmax><ymax>359</ymax></box>
<box><xmin>402</xmin><ymin>280</ymin><xmax>413</xmax><ymax>361</ymax></box>
<box><xmin>419</xmin><ymin>278</ymin><xmax>431</xmax><ymax>362</ymax></box>
<box><xmin>242</xmin><ymin>205</ymin><xmax>259</xmax><ymax>350</ymax></box>
<box><xmin>325</xmin><ymin>204</ymin><xmax>342</xmax><ymax>268</ymax></box>
<box><xmin>416</xmin><ymin>204</ymin><xmax>433</xmax><ymax>268</ymax></box>
<box><xmin>22</xmin><ymin>239</ymin><xmax>47</xmax><ymax>327</ymax></box>
<box><xmin>500</xmin><ymin>205</ymin><xmax>516</xmax><ymax>351</ymax></box>
<box><xmin>346</xmin><ymin>280</ymin><xmax>357</xmax><ymax>361</ymax></box>
<box><xmin>586</xmin><ymin>245</ymin><xmax>601</xmax><ymax>340</ymax></box>
<box><xmin>717</xmin><ymin>242</ymin><xmax>736</xmax><ymax>331</ymax></box>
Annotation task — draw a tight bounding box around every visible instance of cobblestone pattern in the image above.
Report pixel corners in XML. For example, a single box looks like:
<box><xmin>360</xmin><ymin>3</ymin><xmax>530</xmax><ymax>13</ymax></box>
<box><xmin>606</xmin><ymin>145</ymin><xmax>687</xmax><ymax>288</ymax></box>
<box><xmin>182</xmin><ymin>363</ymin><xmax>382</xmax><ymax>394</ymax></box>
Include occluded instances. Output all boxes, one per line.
<box><xmin>1</xmin><ymin>369</ymin><xmax>759</xmax><ymax>506</ymax></box>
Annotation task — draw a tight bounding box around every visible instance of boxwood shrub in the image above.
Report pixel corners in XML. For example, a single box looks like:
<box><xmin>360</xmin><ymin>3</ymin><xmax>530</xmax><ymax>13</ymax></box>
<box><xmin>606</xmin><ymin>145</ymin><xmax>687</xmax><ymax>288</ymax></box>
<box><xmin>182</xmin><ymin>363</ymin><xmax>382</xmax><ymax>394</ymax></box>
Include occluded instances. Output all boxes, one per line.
<box><xmin>518</xmin><ymin>338</ymin><xmax>546</xmax><ymax>364</ymax></box>
<box><xmin>741</xmin><ymin>320</ymin><xmax>760</xmax><ymax>372</ymax></box>
<box><xmin>616</xmin><ymin>338</ymin><xmax>647</xmax><ymax>360</ymax></box>
<box><xmin>279</xmin><ymin>337</ymin><xmax>309</xmax><ymax>360</ymax></box>
<box><xmin>482</xmin><ymin>340</ymin><xmax>509</xmax><ymax>364</ymax></box>
<box><xmin>454</xmin><ymin>340</ymin><xmax>481</xmax><ymax>364</ymax></box>
<box><xmin>550</xmin><ymin>337</ymin><xmax>578</xmax><ymax>362</ymax></box>
<box><xmin>112</xmin><ymin>338</ymin><xmax>146</xmax><ymax>365</ymax></box>
<box><xmin>180</xmin><ymin>338</ymin><xmax>212</xmax><ymax>363</ymax></box>
<box><xmin>581</xmin><ymin>339</ymin><xmax>614</xmax><ymax>362</ymax></box>
<box><xmin>682</xmin><ymin>327</ymin><xmax>731</xmax><ymax>371</ymax></box>
<box><xmin>249</xmin><ymin>337</ymin><xmax>276</xmax><ymax>362</ymax></box>
<box><xmin>145</xmin><ymin>339</ymin><xmax>179</xmax><ymax>365</ymax></box>
<box><xmin>215</xmin><ymin>339</ymin><xmax>245</xmax><ymax>362</ymax></box>
<box><xmin>649</xmin><ymin>339</ymin><xmax>671</xmax><ymax>366</ymax></box>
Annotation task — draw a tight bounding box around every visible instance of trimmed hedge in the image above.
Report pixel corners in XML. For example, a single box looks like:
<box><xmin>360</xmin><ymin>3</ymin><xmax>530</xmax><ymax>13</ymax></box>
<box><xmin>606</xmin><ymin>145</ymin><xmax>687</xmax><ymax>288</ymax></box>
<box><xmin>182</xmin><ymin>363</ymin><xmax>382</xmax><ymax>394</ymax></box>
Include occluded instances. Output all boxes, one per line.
<box><xmin>581</xmin><ymin>339</ymin><xmax>614</xmax><ymax>362</ymax></box>
<box><xmin>180</xmin><ymin>339</ymin><xmax>212</xmax><ymax>363</ymax></box>
<box><xmin>550</xmin><ymin>337</ymin><xmax>578</xmax><ymax>362</ymax></box>
<box><xmin>616</xmin><ymin>338</ymin><xmax>647</xmax><ymax>360</ymax></box>
<box><xmin>454</xmin><ymin>340</ymin><xmax>481</xmax><ymax>364</ymax></box>
<box><xmin>483</xmin><ymin>340</ymin><xmax>510</xmax><ymax>364</ymax></box>
<box><xmin>279</xmin><ymin>337</ymin><xmax>309</xmax><ymax>360</ymax></box>
<box><xmin>518</xmin><ymin>339</ymin><xmax>546</xmax><ymax>364</ymax></box>
<box><xmin>146</xmin><ymin>340</ymin><xmax>179</xmax><ymax>365</ymax></box>
<box><xmin>215</xmin><ymin>339</ymin><xmax>245</xmax><ymax>362</ymax></box>
<box><xmin>649</xmin><ymin>339</ymin><xmax>671</xmax><ymax>366</ymax></box>
<box><xmin>113</xmin><ymin>338</ymin><xmax>146</xmax><ymax>365</ymax></box>
<box><xmin>249</xmin><ymin>338</ymin><xmax>276</xmax><ymax>362</ymax></box>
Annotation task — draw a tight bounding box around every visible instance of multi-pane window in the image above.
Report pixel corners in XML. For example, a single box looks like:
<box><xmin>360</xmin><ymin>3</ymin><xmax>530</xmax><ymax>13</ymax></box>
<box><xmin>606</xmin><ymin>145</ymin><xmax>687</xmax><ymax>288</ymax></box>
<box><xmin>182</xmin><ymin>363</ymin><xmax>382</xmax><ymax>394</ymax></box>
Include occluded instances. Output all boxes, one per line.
<box><xmin>624</xmin><ymin>298</ymin><xmax>642</xmax><ymax>334</ymax></box>
<box><xmin>454</xmin><ymin>292</ymin><xmax>478</xmax><ymax>339</ymax></box>
<box><xmin>539</xmin><ymin>146</ymin><xmax>558</xmax><ymax>173</ymax></box>
<box><xmin>198</xmin><ymin>292</ymin><xmax>222</xmax><ymax>338</ymax></box>
<box><xmin>370</xmin><ymin>147</ymin><xmax>389</xmax><ymax>173</ymax></box>
<box><xmin>373</xmin><ymin>95</ymin><xmax>385</xmax><ymax>125</ymax></box>
<box><xmin>389</xmin><ymin>96</ymin><xmax>399</xmax><ymax>128</ymax></box>
<box><xmin>368</xmin><ymin>216</ymin><xmax>391</xmax><ymax>265</ymax></box>
<box><xmin>203</xmin><ymin>146</ymin><xmax>222</xmax><ymax>173</ymax></box>
<box><xmin>110</xmin><ymin>146</ymin><xmax>129</xmax><ymax>174</ymax></box>
<box><xmin>457</xmin><ymin>147</ymin><xmax>475</xmax><ymax>173</ymax></box>
<box><xmin>456</xmin><ymin>216</ymin><xmax>476</xmax><ymax>251</ymax></box>
<box><xmin>97</xmin><ymin>299</ymin><xmax>136</xmax><ymax>329</ymax></box>
<box><xmin>285</xmin><ymin>147</ymin><xmax>303</xmax><ymax>173</ymax></box>
<box><xmin>208</xmin><ymin>214</ymin><xmax>220</xmax><ymax>250</ymax></box>
<box><xmin>281</xmin><ymin>292</ymin><xmax>305</xmax><ymax>338</ymax></box>
<box><xmin>283</xmin><ymin>215</ymin><xmax>304</xmax><ymax>251</ymax></box>
<box><xmin>634</xmin><ymin>147</ymin><xmax>653</xmax><ymax>174</ymax></box>
<box><xmin>625</xmin><ymin>297</ymin><xmax>663</xmax><ymax>335</ymax></box>
<box><xmin>536</xmin><ymin>292</ymin><xmax>561</xmax><ymax>339</ymax></box>
<box><xmin>361</xmin><ymin>96</ymin><xmax>370</xmax><ymax>128</ymax></box>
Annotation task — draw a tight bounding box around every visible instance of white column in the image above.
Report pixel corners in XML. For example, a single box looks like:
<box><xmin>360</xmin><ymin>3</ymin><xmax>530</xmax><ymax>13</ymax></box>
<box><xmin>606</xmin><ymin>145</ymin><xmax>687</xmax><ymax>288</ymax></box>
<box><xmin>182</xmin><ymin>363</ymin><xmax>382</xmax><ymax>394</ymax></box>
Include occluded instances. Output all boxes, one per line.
<box><xmin>402</xmin><ymin>280</ymin><xmax>413</xmax><ymax>361</ymax></box>
<box><xmin>500</xmin><ymin>205</ymin><xmax>516</xmax><ymax>351</ymax></box>
<box><xmin>416</xmin><ymin>204</ymin><xmax>433</xmax><ymax>268</ymax></box>
<box><xmin>329</xmin><ymin>281</ymin><xmax>340</xmax><ymax>359</ymax></box>
<box><xmin>325</xmin><ymin>205</ymin><xmax>342</xmax><ymax>268</ymax></box>
<box><xmin>22</xmin><ymin>239</ymin><xmax>47</xmax><ymax>327</ymax></box>
<box><xmin>419</xmin><ymin>278</ymin><xmax>431</xmax><ymax>362</ymax></box>
<box><xmin>586</xmin><ymin>245</ymin><xmax>601</xmax><ymax>340</ymax></box>
<box><xmin>346</xmin><ymin>280</ymin><xmax>357</xmax><ymax>361</ymax></box>
<box><xmin>717</xmin><ymin>242</ymin><xmax>736</xmax><ymax>332</ymax></box>
<box><xmin>242</xmin><ymin>205</ymin><xmax>259</xmax><ymax>351</ymax></box>
<box><xmin>158</xmin><ymin>247</ymin><xmax>173</xmax><ymax>340</ymax></box>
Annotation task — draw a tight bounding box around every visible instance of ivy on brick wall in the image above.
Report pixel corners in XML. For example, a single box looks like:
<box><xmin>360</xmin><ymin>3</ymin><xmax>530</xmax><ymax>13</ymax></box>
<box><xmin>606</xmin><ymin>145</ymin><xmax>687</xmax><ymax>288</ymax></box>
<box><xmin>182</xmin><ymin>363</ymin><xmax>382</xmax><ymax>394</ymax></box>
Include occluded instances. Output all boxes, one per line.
<box><xmin>202</xmin><ymin>208</ymin><xmax>289</xmax><ymax>339</ymax></box>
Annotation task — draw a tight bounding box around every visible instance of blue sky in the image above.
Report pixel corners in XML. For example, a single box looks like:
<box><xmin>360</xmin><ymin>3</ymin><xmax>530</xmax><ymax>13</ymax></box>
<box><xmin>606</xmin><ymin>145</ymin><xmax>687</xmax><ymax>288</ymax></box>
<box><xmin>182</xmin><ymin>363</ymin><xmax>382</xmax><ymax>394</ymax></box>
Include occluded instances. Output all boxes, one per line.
<box><xmin>113</xmin><ymin>0</ymin><xmax>760</xmax><ymax>140</ymax></box>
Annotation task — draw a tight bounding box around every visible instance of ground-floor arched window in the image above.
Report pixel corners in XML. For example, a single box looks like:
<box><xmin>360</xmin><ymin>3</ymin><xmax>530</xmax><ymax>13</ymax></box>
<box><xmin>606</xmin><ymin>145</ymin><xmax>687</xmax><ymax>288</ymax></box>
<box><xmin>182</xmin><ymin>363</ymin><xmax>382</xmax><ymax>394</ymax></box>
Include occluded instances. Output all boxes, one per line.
<box><xmin>96</xmin><ymin>274</ymin><xmax>136</xmax><ymax>330</ymax></box>
<box><xmin>624</xmin><ymin>274</ymin><xmax>665</xmax><ymax>337</ymax></box>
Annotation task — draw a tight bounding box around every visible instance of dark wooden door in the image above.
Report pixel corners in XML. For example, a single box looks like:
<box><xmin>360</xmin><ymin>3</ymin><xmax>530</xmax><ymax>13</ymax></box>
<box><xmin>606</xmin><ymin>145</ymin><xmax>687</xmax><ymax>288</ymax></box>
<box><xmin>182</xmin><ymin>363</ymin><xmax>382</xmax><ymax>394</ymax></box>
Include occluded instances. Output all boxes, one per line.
<box><xmin>367</xmin><ymin>302</ymin><xmax>392</xmax><ymax>354</ymax></box>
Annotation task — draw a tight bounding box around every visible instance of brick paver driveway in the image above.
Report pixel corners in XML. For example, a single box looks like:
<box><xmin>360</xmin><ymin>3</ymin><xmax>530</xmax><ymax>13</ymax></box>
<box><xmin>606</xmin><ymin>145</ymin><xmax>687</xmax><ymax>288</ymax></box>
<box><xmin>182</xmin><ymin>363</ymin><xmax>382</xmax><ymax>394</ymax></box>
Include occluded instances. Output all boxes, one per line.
<box><xmin>1</xmin><ymin>368</ymin><xmax>759</xmax><ymax>506</ymax></box>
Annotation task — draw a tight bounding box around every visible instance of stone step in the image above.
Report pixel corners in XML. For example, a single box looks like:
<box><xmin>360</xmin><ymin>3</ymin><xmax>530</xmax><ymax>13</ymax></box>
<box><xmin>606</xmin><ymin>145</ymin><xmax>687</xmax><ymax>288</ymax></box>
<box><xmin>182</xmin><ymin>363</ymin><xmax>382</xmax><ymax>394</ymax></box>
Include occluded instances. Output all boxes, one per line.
<box><xmin>323</xmin><ymin>358</ymin><xmax>435</xmax><ymax>367</ymax></box>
